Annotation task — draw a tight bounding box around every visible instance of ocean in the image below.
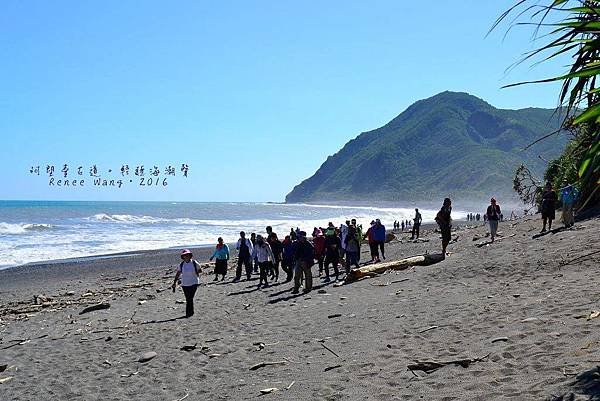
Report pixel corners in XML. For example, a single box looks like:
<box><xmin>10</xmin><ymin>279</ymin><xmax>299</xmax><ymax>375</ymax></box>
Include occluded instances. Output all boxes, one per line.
<box><xmin>0</xmin><ymin>200</ymin><xmax>465</xmax><ymax>269</ymax></box>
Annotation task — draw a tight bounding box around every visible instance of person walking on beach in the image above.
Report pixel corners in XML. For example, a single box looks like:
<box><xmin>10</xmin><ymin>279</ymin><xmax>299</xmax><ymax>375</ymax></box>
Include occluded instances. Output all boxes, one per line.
<box><xmin>250</xmin><ymin>232</ymin><xmax>258</xmax><ymax>273</ymax></box>
<box><xmin>292</xmin><ymin>231</ymin><xmax>314</xmax><ymax>293</ymax></box>
<box><xmin>235</xmin><ymin>231</ymin><xmax>253</xmax><ymax>282</ymax></box>
<box><xmin>323</xmin><ymin>229</ymin><xmax>341</xmax><ymax>281</ymax></box>
<box><xmin>435</xmin><ymin>198</ymin><xmax>452</xmax><ymax>256</ymax></box>
<box><xmin>339</xmin><ymin>220</ymin><xmax>350</xmax><ymax>260</ymax></box>
<box><xmin>541</xmin><ymin>182</ymin><xmax>558</xmax><ymax>232</ymax></box>
<box><xmin>365</xmin><ymin>220</ymin><xmax>379</xmax><ymax>263</ymax></box>
<box><xmin>486</xmin><ymin>198</ymin><xmax>501</xmax><ymax>243</ymax></box>
<box><xmin>411</xmin><ymin>208</ymin><xmax>422</xmax><ymax>240</ymax></box>
<box><xmin>172</xmin><ymin>249</ymin><xmax>202</xmax><ymax>318</ymax></box>
<box><xmin>281</xmin><ymin>235</ymin><xmax>295</xmax><ymax>282</ymax></box>
<box><xmin>560</xmin><ymin>180</ymin><xmax>578</xmax><ymax>228</ymax></box>
<box><xmin>344</xmin><ymin>224</ymin><xmax>361</xmax><ymax>273</ymax></box>
<box><xmin>209</xmin><ymin>237</ymin><xmax>229</xmax><ymax>281</ymax></box>
<box><xmin>252</xmin><ymin>235</ymin><xmax>275</xmax><ymax>288</ymax></box>
<box><xmin>313</xmin><ymin>229</ymin><xmax>326</xmax><ymax>276</ymax></box>
<box><xmin>351</xmin><ymin>218</ymin><xmax>362</xmax><ymax>262</ymax></box>
<box><xmin>268</xmin><ymin>233</ymin><xmax>283</xmax><ymax>281</ymax></box>
<box><xmin>373</xmin><ymin>219</ymin><xmax>386</xmax><ymax>260</ymax></box>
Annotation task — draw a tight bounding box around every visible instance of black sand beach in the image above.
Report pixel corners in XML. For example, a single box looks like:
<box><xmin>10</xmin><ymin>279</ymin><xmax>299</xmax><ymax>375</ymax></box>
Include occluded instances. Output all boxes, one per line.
<box><xmin>1</xmin><ymin>215</ymin><xmax>599</xmax><ymax>400</ymax></box>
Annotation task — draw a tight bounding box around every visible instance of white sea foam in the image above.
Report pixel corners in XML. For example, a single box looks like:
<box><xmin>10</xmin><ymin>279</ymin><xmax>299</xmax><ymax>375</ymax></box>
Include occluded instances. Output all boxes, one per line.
<box><xmin>86</xmin><ymin>214</ymin><xmax>166</xmax><ymax>224</ymax></box>
<box><xmin>0</xmin><ymin>222</ymin><xmax>55</xmax><ymax>235</ymax></box>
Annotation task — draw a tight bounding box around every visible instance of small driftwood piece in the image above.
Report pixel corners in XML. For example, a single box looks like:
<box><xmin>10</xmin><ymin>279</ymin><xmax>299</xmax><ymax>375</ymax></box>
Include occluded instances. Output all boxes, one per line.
<box><xmin>249</xmin><ymin>361</ymin><xmax>287</xmax><ymax>371</ymax></box>
<box><xmin>418</xmin><ymin>326</ymin><xmax>439</xmax><ymax>333</ymax></box>
<box><xmin>408</xmin><ymin>353</ymin><xmax>490</xmax><ymax>373</ymax></box>
<box><xmin>320</xmin><ymin>342</ymin><xmax>340</xmax><ymax>358</ymax></box>
<box><xmin>345</xmin><ymin>254</ymin><xmax>445</xmax><ymax>284</ymax></box>
<box><xmin>79</xmin><ymin>303</ymin><xmax>111</xmax><ymax>315</ymax></box>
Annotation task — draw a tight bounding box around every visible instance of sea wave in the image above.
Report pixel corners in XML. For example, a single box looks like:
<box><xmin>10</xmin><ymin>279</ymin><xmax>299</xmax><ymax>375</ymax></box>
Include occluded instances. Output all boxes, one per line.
<box><xmin>85</xmin><ymin>214</ymin><xmax>166</xmax><ymax>224</ymax></box>
<box><xmin>0</xmin><ymin>222</ymin><xmax>55</xmax><ymax>234</ymax></box>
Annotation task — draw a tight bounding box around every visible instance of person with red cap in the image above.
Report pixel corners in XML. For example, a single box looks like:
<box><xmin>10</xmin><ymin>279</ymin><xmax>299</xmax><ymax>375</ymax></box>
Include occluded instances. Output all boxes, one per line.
<box><xmin>486</xmin><ymin>198</ymin><xmax>501</xmax><ymax>243</ymax></box>
<box><xmin>172</xmin><ymin>249</ymin><xmax>202</xmax><ymax>318</ymax></box>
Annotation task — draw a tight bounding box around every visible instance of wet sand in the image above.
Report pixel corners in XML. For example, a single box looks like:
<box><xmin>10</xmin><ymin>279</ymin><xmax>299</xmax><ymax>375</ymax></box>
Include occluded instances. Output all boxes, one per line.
<box><xmin>1</xmin><ymin>215</ymin><xmax>599</xmax><ymax>400</ymax></box>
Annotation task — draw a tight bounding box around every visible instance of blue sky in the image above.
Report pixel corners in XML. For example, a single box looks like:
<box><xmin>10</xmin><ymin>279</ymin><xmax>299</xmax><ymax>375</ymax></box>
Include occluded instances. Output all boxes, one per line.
<box><xmin>0</xmin><ymin>1</ymin><xmax>565</xmax><ymax>202</ymax></box>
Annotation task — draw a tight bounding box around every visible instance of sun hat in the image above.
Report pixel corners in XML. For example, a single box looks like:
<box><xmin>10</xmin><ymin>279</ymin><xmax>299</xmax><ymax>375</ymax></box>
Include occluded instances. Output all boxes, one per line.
<box><xmin>181</xmin><ymin>249</ymin><xmax>193</xmax><ymax>258</ymax></box>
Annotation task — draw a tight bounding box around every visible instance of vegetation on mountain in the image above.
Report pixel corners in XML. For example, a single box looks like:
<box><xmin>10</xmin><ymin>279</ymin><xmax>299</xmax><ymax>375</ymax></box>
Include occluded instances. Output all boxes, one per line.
<box><xmin>494</xmin><ymin>0</ymin><xmax>600</xmax><ymax>210</ymax></box>
<box><xmin>286</xmin><ymin>91</ymin><xmax>567</xmax><ymax>203</ymax></box>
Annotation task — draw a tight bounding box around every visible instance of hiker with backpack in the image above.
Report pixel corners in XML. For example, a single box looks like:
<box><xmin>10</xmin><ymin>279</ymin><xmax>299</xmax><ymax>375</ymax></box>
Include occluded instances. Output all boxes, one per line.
<box><xmin>435</xmin><ymin>198</ymin><xmax>453</xmax><ymax>256</ymax></box>
<box><xmin>172</xmin><ymin>249</ymin><xmax>202</xmax><ymax>318</ymax></box>
<box><xmin>209</xmin><ymin>237</ymin><xmax>229</xmax><ymax>281</ymax></box>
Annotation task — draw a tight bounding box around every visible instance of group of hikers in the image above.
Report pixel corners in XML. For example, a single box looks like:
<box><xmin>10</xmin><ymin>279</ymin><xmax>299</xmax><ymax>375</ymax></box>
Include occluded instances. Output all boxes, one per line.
<box><xmin>171</xmin><ymin>186</ymin><xmax>579</xmax><ymax>318</ymax></box>
<box><xmin>171</xmin><ymin>198</ymin><xmax>456</xmax><ymax>317</ymax></box>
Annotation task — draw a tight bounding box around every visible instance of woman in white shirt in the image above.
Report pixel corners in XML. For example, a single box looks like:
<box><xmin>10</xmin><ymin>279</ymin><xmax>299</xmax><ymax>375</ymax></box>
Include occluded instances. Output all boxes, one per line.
<box><xmin>172</xmin><ymin>249</ymin><xmax>202</xmax><ymax>318</ymax></box>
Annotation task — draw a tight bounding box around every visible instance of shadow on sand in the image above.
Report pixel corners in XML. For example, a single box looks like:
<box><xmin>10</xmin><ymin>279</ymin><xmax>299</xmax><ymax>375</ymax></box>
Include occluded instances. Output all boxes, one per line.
<box><xmin>551</xmin><ymin>366</ymin><xmax>600</xmax><ymax>400</ymax></box>
<box><xmin>267</xmin><ymin>279</ymin><xmax>336</xmax><ymax>304</ymax></box>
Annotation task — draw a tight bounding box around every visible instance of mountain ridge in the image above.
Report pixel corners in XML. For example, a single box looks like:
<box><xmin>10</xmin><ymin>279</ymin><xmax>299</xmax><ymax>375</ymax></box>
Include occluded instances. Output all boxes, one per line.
<box><xmin>285</xmin><ymin>91</ymin><xmax>567</xmax><ymax>203</ymax></box>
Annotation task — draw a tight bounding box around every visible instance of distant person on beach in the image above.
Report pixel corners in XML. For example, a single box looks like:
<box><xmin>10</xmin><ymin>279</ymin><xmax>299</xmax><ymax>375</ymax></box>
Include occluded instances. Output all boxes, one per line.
<box><xmin>560</xmin><ymin>180</ymin><xmax>579</xmax><ymax>228</ymax></box>
<box><xmin>344</xmin><ymin>224</ymin><xmax>361</xmax><ymax>272</ymax></box>
<box><xmin>250</xmin><ymin>232</ymin><xmax>258</xmax><ymax>273</ymax></box>
<box><xmin>268</xmin><ymin>233</ymin><xmax>283</xmax><ymax>281</ymax></box>
<box><xmin>363</xmin><ymin>220</ymin><xmax>379</xmax><ymax>263</ymax></box>
<box><xmin>373</xmin><ymin>219</ymin><xmax>386</xmax><ymax>260</ymax></box>
<box><xmin>365</xmin><ymin>220</ymin><xmax>379</xmax><ymax>263</ymax></box>
<box><xmin>351</xmin><ymin>218</ymin><xmax>362</xmax><ymax>262</ymax></box>
<box><xmin>265</xmin><ymin>225</ymin><xmax>275</xmax><ymax>276</ymax></box>
<box><xmin>313</xmin><ymin>229</ymin><xmax>326</xmax><ymax>276</ymax></box>
<box><xmin>292</xmin><ymin>231</ymin><xmax>315</xmax><ymax>293</ymax></box>
<box><xmin>411</xmin><ymin>208</ymin><xmax>422</xmax><ymax>240</ymax></box>
<box><xmin>486</xmin><ymin>198</ymin><xmax>501</xmax><ymax>243</ymax></box>
<box><xmin>290</xmin><ymin>228</ymin><xmax>297</xmax><ymax>241</ymax></box>
<box><xmin>401</xmin><ymin>221</ymin><xmax>405</xmax><ymax>231</ymax></box>
<box><xmin>541</xmin><ymin>182</ymin><xmax>558</xmax><ymax>232</ymax></box>
<box><xmin>281</xmin><ymin>235</ymin><xmax>295</xmax><ymax>282</ymax></box>
<box><xmin>435</xmin><ymin>198</ymin><xmax>452</xmax><ymax>256</ymax></box>
<box><xmin>209</xmin><ymin>237</ymin><xmax>229</xmax><ymax>281</ymax></box>
<box><xmin>323</xmin><ymin>228</ymin><xmax>341</xmax><ymax>281</ymax></box>
<box><xmin>235</xmin><ymin>231</ymin><xmax>253</xmax><ymax>282</ymax></box>
<box><xmin>340</xmin><ymin>220</ymin><xmax>350</xmax><ymax>259</ymax></box>
<box><xmin>252</xmin><ymin>235</ymin><xmax>275</xmax><ymax>288</ymax></box>
<box><xmin>172</xmin><ymin>249</ymin><xmax>202</xmax><ymax>318</ymax></box>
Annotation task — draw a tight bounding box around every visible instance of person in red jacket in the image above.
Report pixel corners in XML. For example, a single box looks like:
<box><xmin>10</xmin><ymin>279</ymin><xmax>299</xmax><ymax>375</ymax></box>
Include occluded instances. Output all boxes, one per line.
<box><xmin>364</xmin><ymin>220</ymin><xmax>379</xmax><ymax>263</ymax></box>
<box><xmin>312</xmin><ymin>229</ymin><xmax>326</xmax><ymax>276</ymax></box>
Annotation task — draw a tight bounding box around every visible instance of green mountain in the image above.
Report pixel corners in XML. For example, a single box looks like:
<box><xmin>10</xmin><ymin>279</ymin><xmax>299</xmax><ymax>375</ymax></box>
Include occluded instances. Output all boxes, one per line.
<box><xmin>285</xmin><ymin>91</ymin><xmax>568</xmax><ymax>203</ymax></box>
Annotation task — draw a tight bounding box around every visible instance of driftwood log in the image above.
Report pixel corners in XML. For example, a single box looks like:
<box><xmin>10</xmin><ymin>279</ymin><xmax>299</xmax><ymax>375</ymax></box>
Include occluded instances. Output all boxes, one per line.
<box><xmin>408</xmin><ymin>354</ymin><xmax>490</xmax><ymax>373</ymax></box>
<box><xmin>344</xmin><ymin>253</ymin><xmax>445</xmax><ymax>284</ymax></box>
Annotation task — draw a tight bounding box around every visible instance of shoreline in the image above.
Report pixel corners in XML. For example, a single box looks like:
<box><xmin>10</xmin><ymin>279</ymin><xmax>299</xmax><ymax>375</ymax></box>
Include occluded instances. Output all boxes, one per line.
<box><xmin>1</xmin><ymin>218</ymin><xmax>484</xmax><ymax>271</ymax></box>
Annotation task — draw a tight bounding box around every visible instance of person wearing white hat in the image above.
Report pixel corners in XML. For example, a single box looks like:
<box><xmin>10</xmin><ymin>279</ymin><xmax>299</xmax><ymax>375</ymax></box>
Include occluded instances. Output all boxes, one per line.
<box><xmin>172</xmin><ymin>249</ymin><xmax>202</xmax><ymax>318</ymax></box>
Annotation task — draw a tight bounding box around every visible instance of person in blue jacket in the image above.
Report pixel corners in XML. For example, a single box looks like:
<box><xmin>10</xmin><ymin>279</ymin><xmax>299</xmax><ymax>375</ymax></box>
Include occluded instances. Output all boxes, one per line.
<box><xmin>209</xmin><ymin>237</ymin><xmax>229</xmax><ymax>281</ymax></box>
<box><xmin>560</xmin><ymin>180</ymin><xmax>579</xmax><ymax>228</ymax></box>
<box><xmin>372</xmin><ymin>219</ymin><xmax>387</xmax><ymax>260</ymax></box>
